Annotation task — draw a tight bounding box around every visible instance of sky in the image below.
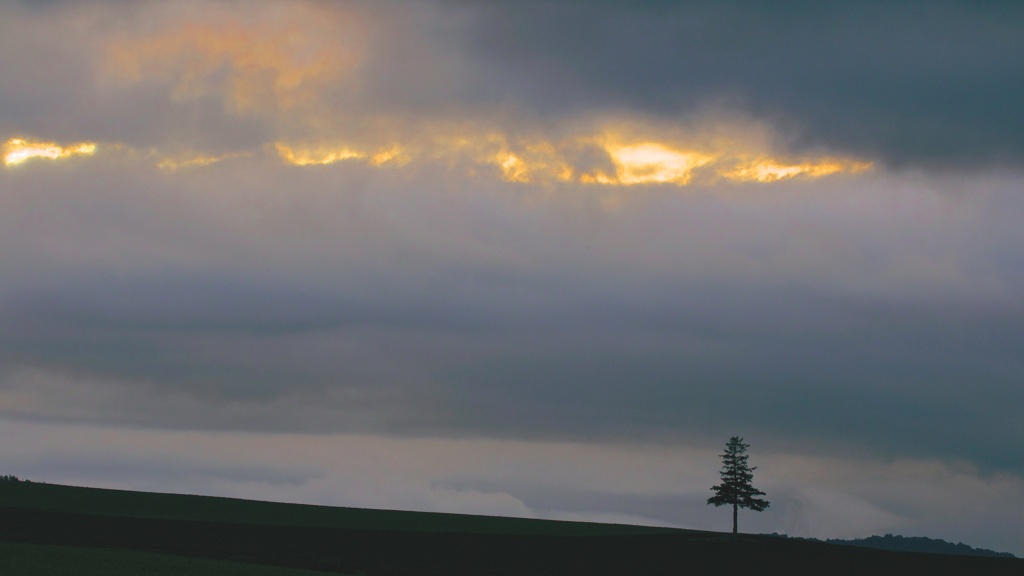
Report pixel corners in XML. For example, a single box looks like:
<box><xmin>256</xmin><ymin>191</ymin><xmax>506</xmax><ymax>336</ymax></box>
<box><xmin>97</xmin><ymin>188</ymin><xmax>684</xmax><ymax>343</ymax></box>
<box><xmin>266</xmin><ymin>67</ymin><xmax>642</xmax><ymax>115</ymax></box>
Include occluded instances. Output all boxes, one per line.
<box><xmin>1</xmin><ymin>0</ymin><xmax>1023</xmax><ymax>556</ymax></box>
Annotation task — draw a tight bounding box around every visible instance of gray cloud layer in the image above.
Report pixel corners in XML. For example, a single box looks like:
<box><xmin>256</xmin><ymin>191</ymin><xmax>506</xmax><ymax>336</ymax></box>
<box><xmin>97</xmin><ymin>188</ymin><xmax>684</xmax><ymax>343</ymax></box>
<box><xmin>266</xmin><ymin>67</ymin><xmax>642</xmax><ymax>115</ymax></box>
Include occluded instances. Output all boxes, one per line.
<box><xmin>443</xmin><ymin>0</ymin><xmax>1024</xmax><ymax>169</ymax></box>
<box><xmin>2</xmin><ymin>153</ymin><xmax>1022</xmax><ymax>476</ymax></box>
<box><xmin>6</xmin><ymin>1</ymin><xmax>1023</xmax><ymax>170</ymax></box>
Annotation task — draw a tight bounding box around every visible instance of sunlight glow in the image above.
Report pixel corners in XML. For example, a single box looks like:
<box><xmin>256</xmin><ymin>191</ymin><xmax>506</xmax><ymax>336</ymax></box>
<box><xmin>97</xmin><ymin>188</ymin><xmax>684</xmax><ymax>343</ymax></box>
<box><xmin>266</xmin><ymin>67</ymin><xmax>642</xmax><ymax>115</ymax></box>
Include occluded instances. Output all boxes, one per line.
<box><xmin>88</xmin><ymin>6</ymin><xmax>875</xmax><ymax>187</ymax></box>
<box><xmin>275</xmin><ymin>144</ymin><xmax>363</xmax><ymax>165</ymax></box>
<box><xmin>1</xmin><ymin>132</ymin><xmax>871</xmax><ymax>185</ymax></box>
<box><xmin>498</xmin><ymin>153</ymin><xmax>529</xmax><ymax>183</ymax></box>
<box><xmin>3</xmin><ymin>137</ymin><xmax>97</xmax><ymax>166</ymax></box>
<box><xmin>604</xmin><ymin>142</ymin><xmax>715</xmax><ymax>185</ymax></box>
<box><xmin>722</xmin><ymin>158</ymin><xmax>874</xmax><ymax>183</ymax></box>
<box><xmin>489</xmin><ymin>141</ymin><xmax>574</xmax><ymax>184</ymax></box>
<box><xmin>274</xmin><ymin>132</ymin><xmax>872</xmax><ymax>187</ymax></box>
<box><xmin>274</xmin><ymin>143</ymin><xmax>409</xmax><ymax>167</ymax></box>
<box><xmin>156</xmin><ymin>151</ymin><xmax>252</xmax><ymax>170</ymax></box>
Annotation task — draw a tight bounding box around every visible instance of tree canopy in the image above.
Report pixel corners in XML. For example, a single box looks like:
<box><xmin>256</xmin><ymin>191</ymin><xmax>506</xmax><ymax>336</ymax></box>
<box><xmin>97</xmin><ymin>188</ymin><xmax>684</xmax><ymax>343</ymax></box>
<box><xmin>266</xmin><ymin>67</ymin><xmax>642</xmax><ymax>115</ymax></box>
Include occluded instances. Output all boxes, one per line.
<box><xmin>707</xmin><ymin>436</ymin><xmax>769</xmax><ymax>534</ymax></box>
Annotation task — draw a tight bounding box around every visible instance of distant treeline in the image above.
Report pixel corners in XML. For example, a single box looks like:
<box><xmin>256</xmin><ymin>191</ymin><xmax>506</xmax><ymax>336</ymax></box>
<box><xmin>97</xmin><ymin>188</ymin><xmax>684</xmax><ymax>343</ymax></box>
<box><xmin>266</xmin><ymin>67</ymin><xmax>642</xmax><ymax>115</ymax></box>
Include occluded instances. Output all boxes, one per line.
<box><xmin>0</xmin><ymin>475</ymin><xmax>29</xmax><ymax>483</ymax></box>
<box><xmin>768</xmin><ymin>532</ymin><xmax>1014</xmax><ymax>558</ymax></box>
<box><xmin>828</xmin><ymin>534</ymin><xmax>1016</xmax><ymax>559</ymax></box>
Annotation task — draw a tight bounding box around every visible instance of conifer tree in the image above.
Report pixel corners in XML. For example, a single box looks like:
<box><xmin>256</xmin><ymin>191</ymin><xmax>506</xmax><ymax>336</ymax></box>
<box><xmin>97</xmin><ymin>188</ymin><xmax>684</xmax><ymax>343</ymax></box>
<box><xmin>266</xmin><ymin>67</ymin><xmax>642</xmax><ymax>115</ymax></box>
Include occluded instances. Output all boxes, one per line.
<box><xmin>707</xmin><ymin>436</ymin><xmax>769</xmax><ymax>534</ymax></box>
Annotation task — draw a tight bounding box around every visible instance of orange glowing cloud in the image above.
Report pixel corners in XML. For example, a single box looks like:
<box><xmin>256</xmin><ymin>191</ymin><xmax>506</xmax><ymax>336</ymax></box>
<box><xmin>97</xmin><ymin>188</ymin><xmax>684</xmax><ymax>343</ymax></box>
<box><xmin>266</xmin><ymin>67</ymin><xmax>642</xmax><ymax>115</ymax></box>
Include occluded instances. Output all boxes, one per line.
<box><xmin>721</xmin><ymin>158</ymin><xmax>874</xmax><ymax>182</ymax></box>
<box><xmin>272</xmin><ymin>126</ymin><xmax>872</xmax><ymax>187</ymax></box>
<box><xmin>86</xmin><ymin>5</ymin><xmax>873</xmax><ymax>187</ymax></box>
<box><xmin>103</xmin><ymin>5</ymin><xmax>363</xmax><ymax>115</ymax></box>
<box><xmin>3</xmin><ymin>136</ymin><xmax>253</xmax><ymax>171</ymax></box>
<box><xmin>596</xmin><ymin>142</ymin><xmax>715</xmax><ymax>185</ymax></box>
<box><xmin>3</xmin><ymin>137</ymin><xmax>97</xmax><ymax>166</ymax></box>
<box><xmin>156</xmin><ymin>151</ymin><xmax>253</xmax><ymax>171</ymax></box>
<box><xmin>274</xmin><ymin>143</ymin><xmax>409</xmax><ymax>167</ymax></box>
<box><xmin>2</xmin><ymin>128</ymin><xmax>872</xmax><ymax>188</ymax></box>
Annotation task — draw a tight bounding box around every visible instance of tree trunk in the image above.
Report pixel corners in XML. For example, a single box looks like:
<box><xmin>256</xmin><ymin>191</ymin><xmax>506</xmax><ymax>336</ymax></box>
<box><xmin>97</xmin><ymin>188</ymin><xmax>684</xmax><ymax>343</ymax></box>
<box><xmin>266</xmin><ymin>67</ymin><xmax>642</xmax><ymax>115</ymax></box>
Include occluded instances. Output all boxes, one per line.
<box><xmin>732</xmin><ymin>503</ymin><xmax>738</xmax><ymax>534</ymax></box>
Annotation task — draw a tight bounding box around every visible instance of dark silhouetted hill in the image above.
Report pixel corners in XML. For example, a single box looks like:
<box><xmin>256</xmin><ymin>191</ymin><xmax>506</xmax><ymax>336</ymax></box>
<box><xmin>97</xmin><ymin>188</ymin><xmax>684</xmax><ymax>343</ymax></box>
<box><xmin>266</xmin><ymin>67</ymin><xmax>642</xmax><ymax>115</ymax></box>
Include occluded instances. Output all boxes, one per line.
<box><xmin>828</xmin><ymin>534</ymin><xmax>1015</xmax><ymax>558</ymax></box>
<box><xmin>1</xmin><ymin>480</ymin><xmax>1021</xmax><ymax>575</ymax></box>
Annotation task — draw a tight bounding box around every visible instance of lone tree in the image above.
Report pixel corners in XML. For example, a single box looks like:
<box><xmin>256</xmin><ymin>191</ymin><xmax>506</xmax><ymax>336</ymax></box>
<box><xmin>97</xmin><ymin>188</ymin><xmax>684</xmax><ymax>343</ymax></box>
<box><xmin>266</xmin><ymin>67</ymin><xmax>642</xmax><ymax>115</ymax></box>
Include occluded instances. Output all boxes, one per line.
<box><xmin>707</xmin><ymin>436</ymin><xmax>769</xmax><ymax>534</ymax></box>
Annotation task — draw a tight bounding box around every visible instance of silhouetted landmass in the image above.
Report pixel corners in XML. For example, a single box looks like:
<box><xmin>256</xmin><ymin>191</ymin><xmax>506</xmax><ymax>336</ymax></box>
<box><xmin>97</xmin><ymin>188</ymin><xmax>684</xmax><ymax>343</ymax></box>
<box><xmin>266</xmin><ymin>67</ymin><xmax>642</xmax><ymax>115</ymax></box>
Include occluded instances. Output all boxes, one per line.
<box><xmin>765</xmin><ymin>532</ymin><xmax>1015</xmax><ymax>559</ymax></box>
<box><xmin>0</xmin><ymin>541</ymin><xmax>335</xmax><ymax>576</ymax></box>
<box><xmin>0</xmin><ymin>479</ymin><xmax>675</xmax><ymax>535</ymax></box>
<box><xmin>828</xmin><ymin>534</ymin><xmax>1016</xmax><ymax>558</ymax></box>
<box><xmin>0</xmin><ymin>480</ymin><xmax>1021</xmax><ymax>575</ymax></box>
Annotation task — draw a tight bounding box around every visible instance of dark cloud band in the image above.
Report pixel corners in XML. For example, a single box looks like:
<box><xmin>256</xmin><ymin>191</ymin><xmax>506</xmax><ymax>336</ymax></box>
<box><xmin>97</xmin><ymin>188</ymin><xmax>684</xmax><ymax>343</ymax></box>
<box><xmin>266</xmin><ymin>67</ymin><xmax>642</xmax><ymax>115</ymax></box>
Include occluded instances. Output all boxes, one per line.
<box><xmin>447</xmin><ymin>0</ymin><xmax>1024</xmax><ymax>169</ymax></box>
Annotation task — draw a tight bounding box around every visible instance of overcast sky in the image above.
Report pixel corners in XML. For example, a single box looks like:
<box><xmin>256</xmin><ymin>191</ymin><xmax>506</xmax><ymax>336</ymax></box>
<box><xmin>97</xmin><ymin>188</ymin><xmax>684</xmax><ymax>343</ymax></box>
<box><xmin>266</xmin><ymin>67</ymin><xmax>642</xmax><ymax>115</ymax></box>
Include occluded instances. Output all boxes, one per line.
<box><xmin>1</xmin><ymin>0</ymin><xmax>1023</xmax><ymax>556</ymax></box>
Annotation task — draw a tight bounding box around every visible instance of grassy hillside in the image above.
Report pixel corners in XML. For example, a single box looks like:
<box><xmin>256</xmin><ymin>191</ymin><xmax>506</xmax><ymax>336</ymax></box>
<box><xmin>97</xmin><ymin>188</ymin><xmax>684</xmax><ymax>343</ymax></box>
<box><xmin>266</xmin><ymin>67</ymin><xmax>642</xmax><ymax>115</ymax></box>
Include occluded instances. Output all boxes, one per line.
<box><xmin>0</xmin><ymin>542</ymin><xmax>345</xmax><ymax>576</ymax></box>
<box><xmin>0</xmin><ymin>480</ymin><xmax>1021</xmax><ymax>575</ymax></box>
<box><xmin>0</xmin><ymin>479</ymin><xmax>676</xmax><ymax>535</ymax></box>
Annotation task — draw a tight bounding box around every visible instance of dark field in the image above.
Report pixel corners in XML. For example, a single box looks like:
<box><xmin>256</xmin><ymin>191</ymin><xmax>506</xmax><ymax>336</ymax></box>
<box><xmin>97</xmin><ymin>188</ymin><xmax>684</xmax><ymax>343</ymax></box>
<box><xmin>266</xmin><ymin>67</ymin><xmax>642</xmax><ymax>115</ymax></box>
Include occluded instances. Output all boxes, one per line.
<box><xmin>0</xmin><ymin>480</ymin><xmax>674</xmax><ymax>535</ymax></box>
<box><xmin>0</xmin><ymin>541</ymin><xmax>339</xmax><ymax>576</ymax></box>
<box><xmin>1</xmin><ymin>481</ymin><xmax>1020</xmax><ymax>575</ymax></box>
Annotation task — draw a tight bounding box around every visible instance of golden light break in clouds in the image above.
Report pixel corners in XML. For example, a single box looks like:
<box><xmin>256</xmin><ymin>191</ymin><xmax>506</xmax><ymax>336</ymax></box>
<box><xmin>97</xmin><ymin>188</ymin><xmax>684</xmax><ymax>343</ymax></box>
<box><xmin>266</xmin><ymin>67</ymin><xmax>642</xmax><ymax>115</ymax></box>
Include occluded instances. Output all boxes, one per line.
<box><xmin>87</xmin><ymin>4</ymin><xmax>874</xmax><ymax>186</ymax></box>
<box><xmin>273</xmin><ymin>132</ymin><xmax>873</xmax><ymax>186</ymax></box>
<box><xmin>3</xmin><ymin>137</ymin><xmax>97</xmax><ymax>167</ymax></box>
<box><xmin>46</xmin><ymin>3</ymin><xmax>871</xmax><ymax>186</ymax></box>
<box><xmin>155</xmin><ymin>151</ymin><xmax>254</xmax><ymax>171</ymax></box>
<box><xmin>1</xmin><ymin>131</ymin><xmax>871</xmax><ymax>187</ymax></box>
<box><xmin>0</xmin><ymin>7</ymin><xmax>874</xmax><ymax>183</ymax></box>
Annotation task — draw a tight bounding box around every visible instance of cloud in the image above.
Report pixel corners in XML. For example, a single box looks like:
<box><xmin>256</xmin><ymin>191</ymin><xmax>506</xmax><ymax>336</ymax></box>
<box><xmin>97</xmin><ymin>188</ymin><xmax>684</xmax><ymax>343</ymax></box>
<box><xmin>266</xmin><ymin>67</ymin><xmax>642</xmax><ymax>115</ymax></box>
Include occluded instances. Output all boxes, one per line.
<box><xmin>100</xmin><ymin>2</ymin><xmax>364</xmax><ymax>117</ymax></box>
<box><xmin>3</xmin><ymin>1</ymin><xmax>877</xmax><ymax>184</ymax></box>
<box><xmin>5</xmin><ymin>1</ymin><xmax>1023</xmax><ymax>171</ymax></box>
<box><xmin>445</xmin><ymin>0</ymin><xmax>1024</xmax><ymax>170</ymax></box>
<box><xmin>2</xmin><ymin>137</ymin><xmax>97</xmax><ymax>166</ymax></box>
<box><xmin>1</xmin><ymin>144</ymin><xmax>1022</xmax><ymax>477</ymax></box>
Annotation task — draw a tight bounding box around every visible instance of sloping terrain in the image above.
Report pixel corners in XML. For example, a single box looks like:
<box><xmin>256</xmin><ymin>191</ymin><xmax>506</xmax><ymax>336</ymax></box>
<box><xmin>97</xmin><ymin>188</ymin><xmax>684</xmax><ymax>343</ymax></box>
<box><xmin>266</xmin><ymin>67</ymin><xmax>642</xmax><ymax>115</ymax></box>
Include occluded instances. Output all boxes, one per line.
<box><xmin>0</xmin><ymin>481</ymin><xmax>1020</xmax><ymax>575</ymax></box>
<box><xmin>0</xmin><ymin>480</ymin><xmax>674</xmax><ymax>535</ymax></box>
<box><xmin>0</xmin><ymin>541</ymin><xmax>340</xmax><ymax>576</ymax></box>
